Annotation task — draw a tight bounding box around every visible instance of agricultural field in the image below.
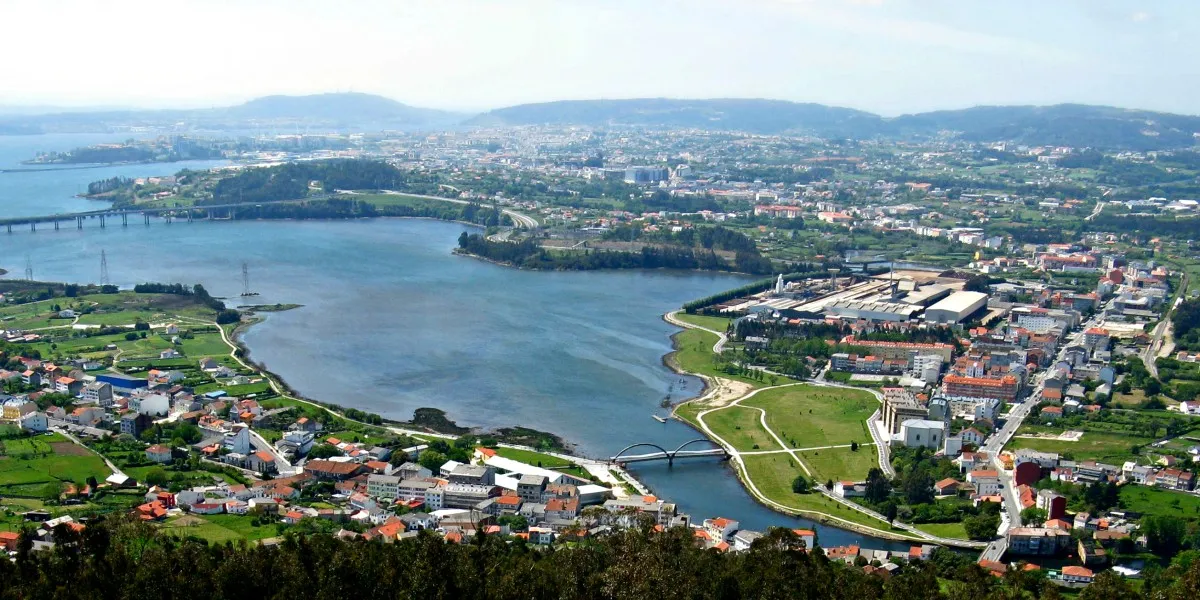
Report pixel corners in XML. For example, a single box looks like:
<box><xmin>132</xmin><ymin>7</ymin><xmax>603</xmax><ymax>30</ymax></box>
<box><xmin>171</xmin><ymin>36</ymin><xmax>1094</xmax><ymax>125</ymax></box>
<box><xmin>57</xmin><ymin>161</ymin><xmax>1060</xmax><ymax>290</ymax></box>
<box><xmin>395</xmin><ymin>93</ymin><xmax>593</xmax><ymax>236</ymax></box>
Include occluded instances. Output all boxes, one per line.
<box><xmin>0</xmin><ymin>432</ymin><xmax>110</xmax><ymax>496</ymax></box>
<box><xmin>1118</xmin><ymin>485</ymin><xmax>1200</xmax><ymax>521</ymax></box>
<box><xmin>159</xmin><ymin>513</ymin><xmax>278</xmax><ymax>543</ymax></box>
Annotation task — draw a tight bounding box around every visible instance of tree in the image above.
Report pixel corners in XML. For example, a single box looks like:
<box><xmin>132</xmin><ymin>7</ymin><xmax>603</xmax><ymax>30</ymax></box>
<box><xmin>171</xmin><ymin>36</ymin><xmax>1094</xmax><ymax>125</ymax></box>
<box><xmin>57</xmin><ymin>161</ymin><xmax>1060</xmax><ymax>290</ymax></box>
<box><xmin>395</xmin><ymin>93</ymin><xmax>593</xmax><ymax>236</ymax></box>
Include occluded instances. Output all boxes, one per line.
<box><xmin>902</xmin><ymin>466</ymin><xmax>934</xmax><ymax>505</ymax></box>
<box><xmin>791</xmin><ymin>475</ymin><xmax>810</xmax><ymax>494</ymax></box>
<box><xmin>850</xmin><ymin>441</ymin><xmax>858</xmax><ymax>452</ymax></box>
<box><xmin>1144</xmin><ymin>514</ymin><xmax>1186</xmax><ymax>557</ymax></box>
<box><xmin>307</xmin><ymin>444</ymin><xmax>343</xmax><ymax>460</ymax></box>
<box><xmin>885</xmin><ymin>503</ymin><xmax>898</xmax><ymax>524</ymax></box>
<box><xmin>1078</xmin><ymin>570</ymin><xmax>1135</xmax><ymax>600</ymax></box>
<box><xmin>40</xmin><ymin>481</ymin><xmax>63</xmax><ymax>501</ymax></box>
<box><xmin>417</xmin><ymin>450</ymin><xmax>446</xmax><ymax>473</ymax></box>
<box><xmin>1019</xmin><ymin>507</ymin><xmax>1047</xmax><ymax>524</ymax></box>
<box><xmin>497</xmin><ymin>514</ymin><xmax>528</xmax><ymax>531</ymax></box>
<box><xmin>216</xmin><ymin>309</ymin><xmax>241</xmax><ymax>325</ymax></box>
<box><xmin>963</xmin><ymin>514</ymin><xmax>1000</xmax><ymax>541</ymax></box>
<box><xmin>865</xmin><ymin>468</ymin><xmax>892</xmax><ymax>504</ymax></box>
<box><xmin>144</xmin><ymin>468</ymin><xmax>169</xmax><ymax>488</ymax></box>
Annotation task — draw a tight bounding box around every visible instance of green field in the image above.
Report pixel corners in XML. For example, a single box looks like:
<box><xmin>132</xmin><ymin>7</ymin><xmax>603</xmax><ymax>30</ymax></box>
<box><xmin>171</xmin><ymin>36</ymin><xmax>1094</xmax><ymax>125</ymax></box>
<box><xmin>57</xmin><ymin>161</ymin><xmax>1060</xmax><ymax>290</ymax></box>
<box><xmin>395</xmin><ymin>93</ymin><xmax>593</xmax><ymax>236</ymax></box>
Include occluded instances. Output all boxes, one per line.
<box><xmin>704</xmin><ymin>406</ymin><xmax>782</xmax><ymax>452</ymax></box>
<box><xmin>739</xmin><ymin>455</ymin><xmax>916</xmax><ymax>538</ymax></box>
<box><xmin>0</xmin><ymin>433</ymin><xmax>110</xmax><ymax>491</ymax></box>
<box><xmin>1006</xmin><ymin>430</ymin><xmax>1153</xmax><ymax>464</ymax></box>
<box><xmin>670</xmin><ymin>328</ymin><xmax>762</xmax><ymax>387</ymax></box>
<box><xmin>674</xmin><ymin>313</ymin><xmax>732</xmax><ymax>333</ymax></box>
<box><xmin>796</xmin><ymin>446</ymin><xmax>878</xmax><ymax>483</ymax></box>
<box><xmin>492</xmin><ymin>447</ymin><xmax>591</xmax><ymax>480</ymax></box>
<box><xmin>915</xmin><ymin>522</ymin><xmax>969</xmax><ymax>540</ymax></box>
<box><xmin>160</xmin><ymin>513</ymin><xmax>278</xmax><ymax>543</ymax></box>
<box><xmin>741</xmin><ymin>385</ymin><xmax>875</xmax><ymax>448</ymax></box>
<box><xmin>1119</xmin><ymin>485</ymin><xmax>1200</xmax><ymax>521</ymax></box>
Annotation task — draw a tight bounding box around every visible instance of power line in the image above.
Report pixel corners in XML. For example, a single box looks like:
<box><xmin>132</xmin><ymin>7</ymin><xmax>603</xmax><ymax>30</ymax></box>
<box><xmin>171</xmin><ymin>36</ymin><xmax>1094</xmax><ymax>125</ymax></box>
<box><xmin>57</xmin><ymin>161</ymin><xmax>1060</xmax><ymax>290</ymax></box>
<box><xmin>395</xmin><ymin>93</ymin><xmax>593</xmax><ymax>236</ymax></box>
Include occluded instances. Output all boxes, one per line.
<box><xmin>24</xmin><ymin>256</ymin><xmax>32</xmax><ymax>281</ymax></box>
<box><xmin>100</xmin><ymin>249</ymin><xmax>110</xmax><ymax>286</ymax></box>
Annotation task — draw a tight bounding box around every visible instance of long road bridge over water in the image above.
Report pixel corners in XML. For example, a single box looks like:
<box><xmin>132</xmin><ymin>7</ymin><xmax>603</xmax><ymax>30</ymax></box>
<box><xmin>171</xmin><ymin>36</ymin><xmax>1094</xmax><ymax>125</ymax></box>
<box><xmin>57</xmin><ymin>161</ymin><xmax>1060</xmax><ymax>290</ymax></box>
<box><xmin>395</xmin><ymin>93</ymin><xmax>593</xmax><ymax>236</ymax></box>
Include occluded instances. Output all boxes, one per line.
<box><xmin>0</xmin><ymin>191</ymin><xmax>540</xmax><ymax>233</ymax></box>
<box><xmin>0</xmin><ymin>196</ymin><xmax>331</xmax><ymax>233</ymax></box>
<box><xmin>609</xmin><ymin>439</ymin><xmax>730</xmax><ymax>466</ymax></box>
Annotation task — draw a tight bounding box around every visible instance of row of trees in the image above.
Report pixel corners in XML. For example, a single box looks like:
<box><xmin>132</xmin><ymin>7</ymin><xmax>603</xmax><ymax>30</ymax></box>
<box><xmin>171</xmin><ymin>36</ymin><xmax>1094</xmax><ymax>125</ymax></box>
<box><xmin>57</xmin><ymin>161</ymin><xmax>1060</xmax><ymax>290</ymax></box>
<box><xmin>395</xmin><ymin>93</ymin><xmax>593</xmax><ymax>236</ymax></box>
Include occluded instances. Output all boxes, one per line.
<box><xmin>8</xmin><ymin>517</ymin><xmax>1193</xmax><ymax>599</ymax></box>
<box><xmin>457</xmin><ymin>233</ymin><xmax>777</xmax><ymax>274</ymax></box>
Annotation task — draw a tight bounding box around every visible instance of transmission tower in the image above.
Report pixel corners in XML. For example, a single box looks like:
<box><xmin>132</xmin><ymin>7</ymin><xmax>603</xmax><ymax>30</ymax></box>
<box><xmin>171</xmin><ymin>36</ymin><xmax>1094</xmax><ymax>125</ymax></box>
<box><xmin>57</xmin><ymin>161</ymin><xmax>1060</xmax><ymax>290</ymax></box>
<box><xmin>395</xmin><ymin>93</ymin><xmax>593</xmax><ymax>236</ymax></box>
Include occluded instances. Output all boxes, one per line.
<box><xmin>23</xmin><ymin>256</ymin><xmax>32</xmax><ymax>281</ymax></box>
<box><xmin>242</xmin><ymin>261</ymin><xmax>250</xmax><ymax>296</ymax></box>
<box><xmin>100</xmin><ymin>250</ymin><xmax>110</xmax><ymax>286</ymax></box>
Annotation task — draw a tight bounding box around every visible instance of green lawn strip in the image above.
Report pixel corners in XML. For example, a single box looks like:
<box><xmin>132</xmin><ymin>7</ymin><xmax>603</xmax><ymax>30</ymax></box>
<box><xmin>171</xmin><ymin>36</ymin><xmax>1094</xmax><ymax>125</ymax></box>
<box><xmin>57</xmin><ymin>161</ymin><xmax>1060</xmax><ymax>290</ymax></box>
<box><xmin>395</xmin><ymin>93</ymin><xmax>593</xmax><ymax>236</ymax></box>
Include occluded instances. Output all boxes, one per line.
<box><xmin>491</xmin><ymin>447</ymin><xmax>590</xmax><ymax>479</ymax></box>
<box><xmin>1006</xmin><ymin>430</ymin><xmax>1154</xmax><ymax>464</ymax></box>
<box><xmin>914</xmin><ymin>522</ymin><xmax>969</xmax><ymax>540</ymax></box>
<box><xmin>674</xmin><ymin>313</ymin><xmax>732</xmax><ymax>332</ymax></box>
<box><xmin>670</xmin><ymin>328</ymin><xmax>761</xmax><ymax>388</ymax></box>
<box><xmin>742</xmin><ymin>385</ymin><xmax>875</xmax><ymax>448</ymax></box>
<box><xmin>739</xmin><ymin>455</ymin><xmax>914</xmax><ymax>538</ymax></box>
<box><xmin>702</xmin><ymin>406</ymin><xmax>781</xmax><ymax>452</ymax></box>
<box><xmin>796</xmin><ymin>446</ymin><xmax>878</xmax><ymax>484</ymax></box>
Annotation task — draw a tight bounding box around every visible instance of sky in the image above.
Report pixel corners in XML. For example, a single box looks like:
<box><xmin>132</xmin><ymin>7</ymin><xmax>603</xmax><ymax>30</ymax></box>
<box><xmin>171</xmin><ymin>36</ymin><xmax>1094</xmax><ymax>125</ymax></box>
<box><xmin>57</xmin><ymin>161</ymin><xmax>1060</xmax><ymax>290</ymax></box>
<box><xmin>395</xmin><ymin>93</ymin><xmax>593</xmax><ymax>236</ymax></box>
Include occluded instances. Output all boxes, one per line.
<box><xmin>0</xmin><ymin>0</ymin><xmax>1196</xmax><ymax>116</ymax></box>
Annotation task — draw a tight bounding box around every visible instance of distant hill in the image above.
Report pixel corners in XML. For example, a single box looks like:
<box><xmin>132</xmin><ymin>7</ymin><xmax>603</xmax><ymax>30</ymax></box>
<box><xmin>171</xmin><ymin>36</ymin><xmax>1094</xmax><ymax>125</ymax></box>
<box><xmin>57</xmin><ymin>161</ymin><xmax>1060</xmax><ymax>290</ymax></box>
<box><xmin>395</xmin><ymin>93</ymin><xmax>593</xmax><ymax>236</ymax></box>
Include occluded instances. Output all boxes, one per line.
<box><xmin>219</xmin><ymin>92</ymin><xmax>460</xmax><ymax>127</ymax></box>
<box><xmin>469</xmin><ymin>98</ymin><xmax>1200</xmax><ymax>150</ymax></box>
<box><xmin>0</xmin><ymin>93</ymin><xmax>461</xmax><ymax>133</ymax></box>
<box><xmin>467</xmin><ymin>98</ymin><xmax>883</xmax><ymax>137</ymax></box>
<box><xmin>889</xmin><ymin>104</ymin><xmax>1200</xmax><ymax>150</ymax></box>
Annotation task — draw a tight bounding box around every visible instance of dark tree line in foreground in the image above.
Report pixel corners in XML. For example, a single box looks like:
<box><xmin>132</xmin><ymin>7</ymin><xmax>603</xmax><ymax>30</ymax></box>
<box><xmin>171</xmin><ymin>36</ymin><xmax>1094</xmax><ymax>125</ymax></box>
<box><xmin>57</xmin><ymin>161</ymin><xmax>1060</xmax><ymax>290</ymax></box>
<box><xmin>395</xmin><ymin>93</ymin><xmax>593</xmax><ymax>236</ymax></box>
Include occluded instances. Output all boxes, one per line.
<box><xmin>2</xmin><ymin>518</ymin><xmax>1199</xmax><ymax>600</ymax></box>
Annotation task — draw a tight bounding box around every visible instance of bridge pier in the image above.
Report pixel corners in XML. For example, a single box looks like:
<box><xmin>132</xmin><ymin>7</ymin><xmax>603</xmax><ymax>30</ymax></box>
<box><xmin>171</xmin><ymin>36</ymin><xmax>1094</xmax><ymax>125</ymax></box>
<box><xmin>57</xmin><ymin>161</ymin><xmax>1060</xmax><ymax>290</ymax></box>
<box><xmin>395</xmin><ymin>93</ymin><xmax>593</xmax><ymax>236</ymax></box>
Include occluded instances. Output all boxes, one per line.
<box><xmin>99</xmin><ymin>215</ymin><xmax>106</xmax><ymax>229</ymax></box>
<box><xmin>77</xmin><ymin>216</ymin><xmax>83</xmax><ymax>229</ymax></box>
<box><xmin>121</xmin><ymin>212</ymin><xmax>128</xmax><ymax>226</ymax></box>
<box><xmin>144</xmin><ymin>213</ymin><xmax>150</xmax><ymax>226</ymax></box>
<box><xmin>30</xmin><ymin>222</ymin><xmax>35</xmax><ymax>232</ymax></box>
<box><xmin>186</xmin><ymin>211</ymin><xmax>193</xmax><ymax>223</ymax></box>
<box><xmin>53</xmin><ymin>220</ymin><xmax>58</xmax><ymax>231</ymax></box>
<box><xmin>6</xmin><ymin>224</ymin><xmax>11</xmax><ymax>234</ymax></box>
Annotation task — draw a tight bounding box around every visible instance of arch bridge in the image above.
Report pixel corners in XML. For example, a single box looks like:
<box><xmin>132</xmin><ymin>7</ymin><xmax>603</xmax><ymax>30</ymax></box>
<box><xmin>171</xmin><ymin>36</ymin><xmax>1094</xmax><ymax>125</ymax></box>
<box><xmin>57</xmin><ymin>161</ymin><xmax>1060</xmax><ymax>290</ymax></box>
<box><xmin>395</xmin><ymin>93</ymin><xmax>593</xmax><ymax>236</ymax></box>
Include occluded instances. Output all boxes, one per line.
<box><xmin>609</xmin><ymin>439</ymin><xmax>729</xmax><ymax>467</ymax></box>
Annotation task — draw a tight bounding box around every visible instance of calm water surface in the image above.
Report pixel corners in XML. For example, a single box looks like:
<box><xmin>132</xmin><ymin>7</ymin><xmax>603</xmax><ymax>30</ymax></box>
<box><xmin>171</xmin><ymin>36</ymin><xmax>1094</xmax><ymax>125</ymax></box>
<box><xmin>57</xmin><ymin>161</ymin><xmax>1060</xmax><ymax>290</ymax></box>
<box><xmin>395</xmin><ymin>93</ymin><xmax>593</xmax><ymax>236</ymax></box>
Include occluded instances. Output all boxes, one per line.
<box><xmin>0</xmin><ymin>134</ymin><xmax>909</xmax><ymax>549</ymax></box>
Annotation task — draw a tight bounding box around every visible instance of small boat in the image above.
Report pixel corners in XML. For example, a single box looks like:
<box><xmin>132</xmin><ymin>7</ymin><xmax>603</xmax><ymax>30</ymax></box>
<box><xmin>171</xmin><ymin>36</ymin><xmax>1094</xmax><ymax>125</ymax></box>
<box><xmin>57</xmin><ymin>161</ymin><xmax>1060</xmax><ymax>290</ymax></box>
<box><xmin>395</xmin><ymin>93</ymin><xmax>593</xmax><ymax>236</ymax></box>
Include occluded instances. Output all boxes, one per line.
<box><xmin>652</xmin><ymin>415</ymin><xmax>667</xmax><ymax>423</ymax></box>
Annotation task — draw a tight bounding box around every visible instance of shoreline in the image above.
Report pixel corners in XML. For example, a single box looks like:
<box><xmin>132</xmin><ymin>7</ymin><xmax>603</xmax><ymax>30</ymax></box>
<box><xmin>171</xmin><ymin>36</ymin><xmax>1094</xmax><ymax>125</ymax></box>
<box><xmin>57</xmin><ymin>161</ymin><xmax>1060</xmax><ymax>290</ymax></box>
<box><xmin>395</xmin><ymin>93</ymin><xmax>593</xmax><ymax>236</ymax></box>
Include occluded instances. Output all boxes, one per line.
<box><xmin>658</xmin><ymin>312</ymin><xmax>925</xmax><ymax>544</ymax></box>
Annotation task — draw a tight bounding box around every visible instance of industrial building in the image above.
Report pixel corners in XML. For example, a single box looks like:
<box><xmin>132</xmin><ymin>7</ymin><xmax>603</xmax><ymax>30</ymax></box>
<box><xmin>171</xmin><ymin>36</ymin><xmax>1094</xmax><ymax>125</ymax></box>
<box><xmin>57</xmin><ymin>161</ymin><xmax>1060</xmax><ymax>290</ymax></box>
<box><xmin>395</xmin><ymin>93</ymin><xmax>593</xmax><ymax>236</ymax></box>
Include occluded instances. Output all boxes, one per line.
<box><xmin>924</xmin><ymin>291</ymin><xmax>988</xmax><ymax>324</ymax></box>
<box><xmin>825</xmin><ymin>299</ymin><xmax>923</xmax><ymax>322</ymax></box>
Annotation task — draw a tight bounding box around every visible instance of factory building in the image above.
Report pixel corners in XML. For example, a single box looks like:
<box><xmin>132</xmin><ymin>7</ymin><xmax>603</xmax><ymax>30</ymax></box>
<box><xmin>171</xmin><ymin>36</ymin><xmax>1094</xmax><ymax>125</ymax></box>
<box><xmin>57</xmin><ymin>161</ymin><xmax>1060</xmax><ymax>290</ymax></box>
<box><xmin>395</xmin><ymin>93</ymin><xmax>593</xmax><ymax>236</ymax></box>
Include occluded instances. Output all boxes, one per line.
<box><xmin>924</xmin><ymin>291</ymin><xmax>988</xmax><ymax>324</ymax></box>
<box><xmin>824</xmin><ymin>300</ymin><xmax>923</xmax><ymax>322</ymax></box>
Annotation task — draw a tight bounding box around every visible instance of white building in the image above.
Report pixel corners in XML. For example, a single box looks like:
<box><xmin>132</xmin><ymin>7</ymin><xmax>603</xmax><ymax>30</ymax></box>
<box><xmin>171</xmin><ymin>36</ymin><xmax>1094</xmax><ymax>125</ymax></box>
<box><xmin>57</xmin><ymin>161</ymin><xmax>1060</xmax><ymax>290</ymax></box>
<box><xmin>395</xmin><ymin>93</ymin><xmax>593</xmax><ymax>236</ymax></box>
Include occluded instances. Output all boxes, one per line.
<box><xmin>136</xmin><ymin>393</ymin><xmax>170</xmax><ymax>417</ymax></box>
<box><xmin>19</xmin><ymin>411</ymin><xmax>47</xmax><ymax>432</ymax></box>
<box><xmin>924</xmin><ymin>291</ymin><xmax>988</xmax><ymax>324</ymax></box>
<box><xmin>898</xmin><ymin>419</ymin><xmax>945</xmax><ymax>449</ymax></box>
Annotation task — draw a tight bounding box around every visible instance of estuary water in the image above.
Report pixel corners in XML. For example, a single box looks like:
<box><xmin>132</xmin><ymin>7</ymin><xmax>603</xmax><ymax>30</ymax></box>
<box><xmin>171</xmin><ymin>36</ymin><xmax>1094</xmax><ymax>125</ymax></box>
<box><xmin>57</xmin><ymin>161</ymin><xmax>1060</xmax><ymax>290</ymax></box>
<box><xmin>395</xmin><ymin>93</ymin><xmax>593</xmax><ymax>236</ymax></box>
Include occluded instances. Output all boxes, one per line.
<box><xmin>0</xmin><ymin>134</ymin><xmax>910</xmax><ymax>550</ymax></box>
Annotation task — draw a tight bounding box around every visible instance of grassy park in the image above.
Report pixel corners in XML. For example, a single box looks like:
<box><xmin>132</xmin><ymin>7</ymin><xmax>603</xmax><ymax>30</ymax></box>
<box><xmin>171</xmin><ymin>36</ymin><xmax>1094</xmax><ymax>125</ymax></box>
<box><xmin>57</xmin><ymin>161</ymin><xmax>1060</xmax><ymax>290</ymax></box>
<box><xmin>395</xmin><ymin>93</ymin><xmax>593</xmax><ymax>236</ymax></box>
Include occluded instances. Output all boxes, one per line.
<box><xmin>741</xmin><ymin>385</ymin><xmax>876</xmax><ymax>449</ymax></box>
<box><xmin>703</xmin><ymin>406</ymin><xmax>781</xmax><ymax>452</ymax></box>
<box><xmin>796</xmin><ymin>446</ymin><xmax>878</xmax><ymax>484</ymax></box>
<box><xmin>740</xmin><ymin>455</ymin><xmax>917</xmax><ymax>539</ymax></box>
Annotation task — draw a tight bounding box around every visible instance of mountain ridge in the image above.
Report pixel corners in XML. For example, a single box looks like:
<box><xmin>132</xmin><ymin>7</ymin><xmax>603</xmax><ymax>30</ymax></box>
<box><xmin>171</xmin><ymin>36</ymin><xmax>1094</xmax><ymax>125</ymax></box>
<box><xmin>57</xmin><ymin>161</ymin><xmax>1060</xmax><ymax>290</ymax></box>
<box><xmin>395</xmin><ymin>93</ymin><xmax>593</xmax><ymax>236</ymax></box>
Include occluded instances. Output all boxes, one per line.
<box><xmin>1</xmin><ymin>93</ymin><xmax>1198</xmax><ymax>149</ymax></box>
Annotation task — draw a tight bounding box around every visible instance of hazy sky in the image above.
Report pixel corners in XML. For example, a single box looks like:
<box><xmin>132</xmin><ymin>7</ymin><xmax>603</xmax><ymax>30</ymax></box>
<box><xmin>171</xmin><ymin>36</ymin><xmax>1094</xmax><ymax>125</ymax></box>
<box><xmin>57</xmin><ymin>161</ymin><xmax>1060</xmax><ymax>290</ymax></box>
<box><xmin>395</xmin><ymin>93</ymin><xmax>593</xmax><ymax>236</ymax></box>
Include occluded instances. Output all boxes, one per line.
<box><xmin>1</xmin><ymin>0</ymin><xmax>1195</xmax><ymax>115</ymax></box>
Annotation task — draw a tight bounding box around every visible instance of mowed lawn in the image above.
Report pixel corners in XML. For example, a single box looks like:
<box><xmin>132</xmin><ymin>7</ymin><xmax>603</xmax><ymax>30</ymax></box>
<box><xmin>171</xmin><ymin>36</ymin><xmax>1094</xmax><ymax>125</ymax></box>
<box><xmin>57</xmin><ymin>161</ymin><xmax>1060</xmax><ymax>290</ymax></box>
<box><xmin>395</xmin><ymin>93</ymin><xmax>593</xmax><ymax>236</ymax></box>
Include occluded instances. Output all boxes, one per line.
<box><xmin>742</xmin><ymin>385</ymin><xmax>876</xmax><ymax>448</ymax></box>
<box><xmin>671</xmin><ymin>328</ymin><xmax>761</xmax><ymax>387</ymax></box>
<box><xmin>739</xmin><ymin>455</ymin><xmax>915</xmax><ymax>538</ymax></box>
<box><xmin>797</xmin><ymin>446</ymin><xmax>878</xmax><ymax>484</ymax></box>
<box><xmin>674</xmin><ymin>313</ymin><xmax>732</xmax><ymax>333</ymax></box>
<box><xmin>703</xmin><ymin>406</ymin><xmax>781</xmax><ymax>452</ymax></box>
<box><xmin>1119</xmin><ymin>485</ymin><xmax>1200</xmax><ymax>521</ymax></box>
<box><xmin>916</xmin><ymin>522</ymin><xmax>969</xmax><ymax>540</ymax></box>
<box><xmin>1006</xmin><ymin>431</ymin><xmax>1153</xmax><ymax>464</ymax></box>
<box><xmin>160</xmin><ymin>513</ymin><xmax>279</xmax><ymax>543</ymax></box>
<box><xmin>492</xmin><ymin>447</ymin><xmax>590</xmax><ymax>479</ymax></box>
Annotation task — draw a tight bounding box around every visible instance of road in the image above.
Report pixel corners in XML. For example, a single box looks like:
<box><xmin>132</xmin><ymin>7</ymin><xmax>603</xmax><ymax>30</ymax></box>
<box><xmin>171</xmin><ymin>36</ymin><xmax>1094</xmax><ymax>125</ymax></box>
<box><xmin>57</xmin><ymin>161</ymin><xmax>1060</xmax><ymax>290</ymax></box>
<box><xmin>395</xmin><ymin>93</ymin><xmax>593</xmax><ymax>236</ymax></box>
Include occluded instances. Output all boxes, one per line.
<box><xmin>1084</xmin><ymin>200</ymin><xmax>1107</xmax><ymax>221</ymax></box>
<box><xmin>980</xmin><ymin>307</ymin><xmax>1106</xmax><ymax>538</ymax></box>
<box><xmin>1144</xmin><ymin>276</ymin><xmax>1185</xmax><ymax>378</ymax></box>
<box><xmin>380</xmin><ymin>190</ymin><xmax>539</xmax><ymax>229</ymax></box>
